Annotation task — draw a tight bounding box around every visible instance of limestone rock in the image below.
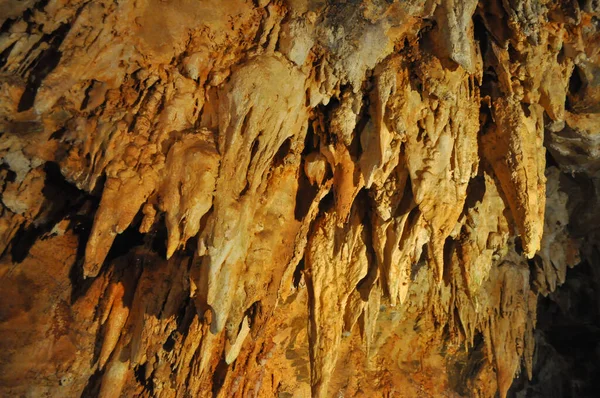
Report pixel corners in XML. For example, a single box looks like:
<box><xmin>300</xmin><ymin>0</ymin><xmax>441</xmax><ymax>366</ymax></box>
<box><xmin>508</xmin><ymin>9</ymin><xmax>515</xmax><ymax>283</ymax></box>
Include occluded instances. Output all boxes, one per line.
<box><xmin>1</xmin><ymin>1</ymin><xmax>599</xmax><ymax>397</ymax></box>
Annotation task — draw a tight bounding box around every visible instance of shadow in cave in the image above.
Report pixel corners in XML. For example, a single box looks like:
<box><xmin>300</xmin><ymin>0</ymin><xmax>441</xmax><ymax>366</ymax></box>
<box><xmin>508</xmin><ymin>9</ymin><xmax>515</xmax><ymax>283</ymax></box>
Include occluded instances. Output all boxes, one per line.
<box><xmin>508</xmin><ymin>260</ymin><xmax>600</xmax><ymax>398</ymax></box>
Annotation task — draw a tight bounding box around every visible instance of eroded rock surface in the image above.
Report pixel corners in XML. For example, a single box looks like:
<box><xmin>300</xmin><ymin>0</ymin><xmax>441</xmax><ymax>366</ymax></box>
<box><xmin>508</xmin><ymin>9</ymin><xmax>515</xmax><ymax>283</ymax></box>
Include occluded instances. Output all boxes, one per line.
<box><xmin>0</xmin><ymin>0</ymin><xmax>599</xmax><ymax>397</ymax></box>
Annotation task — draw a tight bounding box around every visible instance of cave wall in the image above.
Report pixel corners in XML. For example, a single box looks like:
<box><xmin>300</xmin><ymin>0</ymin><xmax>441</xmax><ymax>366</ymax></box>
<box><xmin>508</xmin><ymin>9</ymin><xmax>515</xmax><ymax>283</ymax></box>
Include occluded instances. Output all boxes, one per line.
<box><xmin>0</xmin><ymin>0</ymin><xmax>599</xmax><ymax>397</ymax></box>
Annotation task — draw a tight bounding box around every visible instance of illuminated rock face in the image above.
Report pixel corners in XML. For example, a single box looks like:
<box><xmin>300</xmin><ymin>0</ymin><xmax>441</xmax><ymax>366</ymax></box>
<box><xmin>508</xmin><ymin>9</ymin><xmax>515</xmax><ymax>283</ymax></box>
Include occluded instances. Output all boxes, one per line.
<box><xmin>0</xmin><ymin>0</ymin><xmax>598</xmax><ymax>397</ymax></box>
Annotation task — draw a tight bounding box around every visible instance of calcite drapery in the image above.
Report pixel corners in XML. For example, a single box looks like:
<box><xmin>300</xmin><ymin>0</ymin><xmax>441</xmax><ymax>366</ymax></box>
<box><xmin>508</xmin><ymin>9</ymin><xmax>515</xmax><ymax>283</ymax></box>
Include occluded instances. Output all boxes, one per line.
<box><xmin>0</xmin><ymin>0</ymin><xmax>597</xmax><ymax>397</ymax></box>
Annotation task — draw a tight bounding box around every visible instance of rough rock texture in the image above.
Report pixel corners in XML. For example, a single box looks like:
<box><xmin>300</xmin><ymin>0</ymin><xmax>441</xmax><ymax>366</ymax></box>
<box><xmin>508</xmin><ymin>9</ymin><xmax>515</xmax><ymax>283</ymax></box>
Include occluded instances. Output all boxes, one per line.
<box><xmin>0</xmin><ymin>0</ymin><xmax>599</xmax><ymax>397</ymax></box>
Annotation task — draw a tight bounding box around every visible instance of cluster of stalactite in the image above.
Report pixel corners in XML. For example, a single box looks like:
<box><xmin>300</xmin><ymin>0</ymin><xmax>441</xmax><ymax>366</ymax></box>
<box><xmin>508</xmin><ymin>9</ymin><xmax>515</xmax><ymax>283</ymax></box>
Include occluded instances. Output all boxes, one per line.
<box><xmin>1</xmin><ymin>0</ymin><xmax>598</xmax><ymax>397</ymax></box>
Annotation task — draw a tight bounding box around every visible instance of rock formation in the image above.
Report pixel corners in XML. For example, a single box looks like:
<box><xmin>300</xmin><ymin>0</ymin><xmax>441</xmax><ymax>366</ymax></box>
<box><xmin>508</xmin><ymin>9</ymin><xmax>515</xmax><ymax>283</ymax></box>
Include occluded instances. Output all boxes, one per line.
<box><xmin>0</xmin><ymin>0</ymin><xmax>599</xmax><ymax>397</ymax></box>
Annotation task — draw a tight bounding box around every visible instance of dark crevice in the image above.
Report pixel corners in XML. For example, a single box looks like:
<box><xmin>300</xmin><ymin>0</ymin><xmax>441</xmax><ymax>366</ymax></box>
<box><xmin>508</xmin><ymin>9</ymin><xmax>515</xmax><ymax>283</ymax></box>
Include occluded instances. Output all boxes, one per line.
<box><xmin>393</xmin><ymin>177</ymin><xmax>414</xmax><ymax>218</ymax></box>
<box><xmin>130</xmin><ymin>75</ymin><xmax>149</xmax><ymax>110</ymax></box>
<box><xmin>17</xmin><ymin>23</ymin><xmax>70</xmax><ymax>112</ymax></box>
<box><xmin>69</xmin><ymin>211</ymin><xmax>95</xmax><ymax>304</ymax></box>
<box><xmin>11</xmin><ymin>162</ymin><xmax>86</xmax><ymax>264</ymax></box>
<box><xmin>0</xmin><ymin>41</ymin><xmax>16</xmax><ymax>69</ymax></box>
<box><xmin>80</xmin><ymin>80</ymin><xmax>95</xmax><ymax>111</ymax></box>
<box><xmin>514</xmin><ymin>236</ymin><xmax>524</xmax><ymax>256</ymax></box>
<box><xmin>509</xmin><ymin>260</ymin><xmax>600</xmax><ymax>397</ymax></box>
<box><xmin>302</xmin><ymin>121</ymin><xmax>318</xmax><ymax>156</ymax></box>
<box><xmin>545</xmin><ymin>149</ymin><xmax>560</xmax><ymax>169</ymax></box>
<box><xmin>442</xmin><ymin>236</ymin><xmax>456</xmax><ymax>286</ymax></box>
<box><xmin>239</xmin><ymin>179</ymin><xmax>251</xmax><ymax>197</ymax></box>
<box><xmin>317</xmin><ymin>190</ymin><xmax>334</xmax><ymax>213</ymax></box>
<box><xmin>80</xmin><ymin>367</ymin><xmax>103</xmax><ymax>398</ymax></box>
<box><xmin>272</xmin><ymin>137</ymin><xmax>292</xmax><ymax>168</ymax></box>
<box><xmin>244</xmin><ymin>301</ymin><xmax>262</xmax><ymax>330</ymax></box>
<box><xmin>440</xmin><ymin>324</ymin><xmax>452</xmax><ymax>355</ymax></box>
<box><xmin>507</xmin><ymin>42</ymin><xmax>520</xmax><ymax>63</ymax></box>
<box><xmin>250</xmin><ymin>136</ymin><xmax>260</xmax><ymax>159</ymax></box>
<box><xmin>0</xmin><ymin>163</ymin><xmax>16</xmax><ymax>191</ymax></box>
<box><xmin>350</xmin><ymin>91</ymin><xmax>371</xmax><ymax>159</ymax></box>
<box><xmin>148</xmin><ymin>214</ymin><xmax>168</xmax><ymax>259</ymax></box>
<box><xmin>528</xmin><ymin>257</ymin><xmax>542</xmax><ymax>294</ymax></box>
<box><xmin>294</xmin><ymin>164</ymin><xmax>319</xmax><ymax>221</ymax></box>
<box><xmin>177</xmin><ymin>300</ymin><xmax>197</xmax><ymax>335</ymax></box>
<box><xmin>239</xmin><ymin>137</ymin><xmax>261</xmax><ymax>197</ymax></box>
<box><xmin>163</xmin><ymin>332</ymin><xmax>177</xmax><ymax>352</ymax></box>
<box><xmin>134</xmin><ymin>363</ymin><xmax>155</xmax><ymax>396</ymax></box>
<box><xmin>480</xmin><ymin>66</ymin><xmax>499</xmax><ymax>98</ymax></box>
<box><xmin>182</xmin><ymin>231</ymin><xmax>198</xmax><ymax>257</ymax></box>
<box><xmin>9</xmin><ymin>223</ymin><xmax>43</xmax><ymax>264</ymax></box>
<box><xmin>449</xmin><ymin>333</ymin><xmax>486</xmax><ymax>396</ymax></box>
<box><xmin>473</xmin><ymin>15</ymin><xmax>490</xmax><ymax>57</ymax></box>
<box><xmin>355</xmin><ymin>191</ymin><xmax>378</xmax><ymax>300</ymax></box>
<box><xmin>463</xmin><ymin>176</ymin><xmax>487</xmax><ymax>211</ymax></box>
<box><xmin>566</xmin><ymin>66</ymin><xmax>583</xmax><ymax>111</ymax></box>
<box><xmin>521</xmin><ymin>102</ymin><xmax>531</xmax><ymax>118</ymax></box>
<box><xmin>410</xmin><ymin>243</ymin><xmax>428</xmax><ymax>280</ymax></box>
<box><xmin>104</xmin><ymin>225</ymin><xmax>146</xmax><ymax>265</ymax></box>
<box><xmin>293</xmin><ymin>258</ymin><xmax>305</xmax><ymax>288</ymax></box>
<box><xmin>0</xmin><ymin>18</ymin><xmax>16</xmax><ymax>34</ymax></box>
<box><xmin>558</xmin><ymin>44</ymin><xmax>567</xmax><ymax>64</ymax></box>
<box><xmin>49</xmin><ymin>127</ymin><xmax>67</xmax><ymax>141</ymax></box>
<box><xmin>319</xmin><ymin>96</ymin><xmax>341</xmax><ymax>146</ymax></box>
<box><xmin>240</xmin><ymin>108</ymin><xmax>254</xmax><ymax>137</ymax></box>
<box><xmin>251</xmin><ymin>13</ymin><xmax>267</xmax><ymax>47</ymax></box>
<box><xmin>33</xmin><ymin>0</ymin><xmax>50</xmax><ymax>12</ymax></box>
<box><xmin>211</xmin><ymin>356</ymin><xmax>230</xmax><ymax>397</ymax></box>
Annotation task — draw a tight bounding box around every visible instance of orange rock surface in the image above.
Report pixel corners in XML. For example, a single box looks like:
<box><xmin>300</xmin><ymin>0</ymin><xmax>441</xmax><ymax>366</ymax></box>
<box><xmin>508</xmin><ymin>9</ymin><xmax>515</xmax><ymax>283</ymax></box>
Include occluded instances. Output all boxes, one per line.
<box><xmin>0</xmin><ymin>0</ymin><xmax>597</xmax><ymax>397</ymax></box>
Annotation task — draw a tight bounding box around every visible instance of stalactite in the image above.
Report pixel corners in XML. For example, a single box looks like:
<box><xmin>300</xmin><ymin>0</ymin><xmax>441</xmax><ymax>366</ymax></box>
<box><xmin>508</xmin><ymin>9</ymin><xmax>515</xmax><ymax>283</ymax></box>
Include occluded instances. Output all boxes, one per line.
<box><xmin>1</xmin><ymin>0</ymin><xmax>599</xmax><ymax>397</ymax></box>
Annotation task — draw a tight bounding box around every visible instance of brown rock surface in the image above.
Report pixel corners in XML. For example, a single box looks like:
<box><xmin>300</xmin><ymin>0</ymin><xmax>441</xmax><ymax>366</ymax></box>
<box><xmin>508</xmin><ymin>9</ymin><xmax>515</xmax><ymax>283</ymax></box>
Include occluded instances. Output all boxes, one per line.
<box><xmin>0</xmin><ymin>0</ymin><xmax>599</xmax><ymax>397</ymax></box>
